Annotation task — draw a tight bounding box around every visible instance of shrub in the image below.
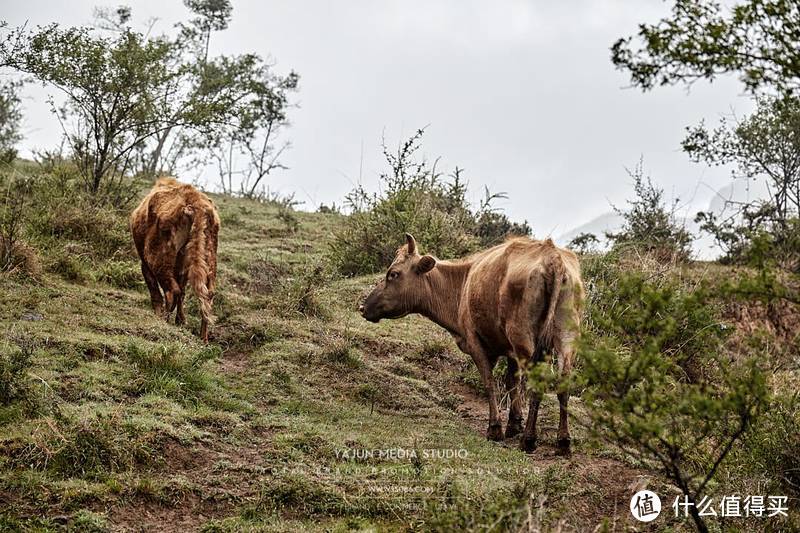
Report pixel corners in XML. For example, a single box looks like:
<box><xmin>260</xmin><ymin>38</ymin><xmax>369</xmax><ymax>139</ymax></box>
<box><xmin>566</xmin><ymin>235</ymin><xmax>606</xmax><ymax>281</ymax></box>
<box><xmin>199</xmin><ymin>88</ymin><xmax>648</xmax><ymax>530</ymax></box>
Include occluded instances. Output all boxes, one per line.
<box><xmin>0</xmin><ymin>172</ymin><xmax>33</xmax><ymax>273</ymax></box>
<box><xmin>0</xmin><ymin>80</ymin><xmax>23</xmax><ymax>165</ymax></box>
<box><xmin>737</xmin><ymin>391</ymin><xmax>800</xmax><ymax>498</ymax></box>
<box><xmin>697</xmin><ymin>208</ymin><xmax>800</xmax><ymax>271</ymax></box>
<box><xmin>51</xmin><ymin>413</ymin><xmax>145</xmax><ymax>478</ymax></box>
<box><xmin>420</xmin><ymin>479</ymin><xmax>544</xmax><ymax>532</ymax></box>
<box><xmin>473</xmin><ymin>187</ymin><xmax>532</xmax><ymax>247</ymax></box>
<box><xmin>2</xmin><ymin>410</ymin><xmax>158</xmax><ymax>480</ymax></box>
<box><xmin>567</xmin><ymin>232</ymin><xmax>599</xmax><ymax>255</ymax></box>
<box><xmin>272</xmin><ymin>262</ymin><xmax>333</xmax><ymax>319</ymax></box>
<box><xmin>606</xmin><ymin>160</ymin><xmax>692</xmax><ymax>263</ymax></box>
<box><xmin>577</xmin><ymin>268</ymin><xmax>769</xmax><ymax>533</ymax></box>
<box><xmin>330</xmin><ymin>129</ymin><xmax>530</xmax><ymax>275</ymax></box>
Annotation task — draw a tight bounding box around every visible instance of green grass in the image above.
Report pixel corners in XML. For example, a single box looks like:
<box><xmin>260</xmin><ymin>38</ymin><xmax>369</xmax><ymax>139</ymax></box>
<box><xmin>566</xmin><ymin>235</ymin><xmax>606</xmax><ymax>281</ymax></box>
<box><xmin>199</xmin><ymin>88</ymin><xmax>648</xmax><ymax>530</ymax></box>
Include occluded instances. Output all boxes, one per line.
<box><xmin>0</xmin><ymin>172</ymin><xmax>797</xmax><ymax>532</ymax></box>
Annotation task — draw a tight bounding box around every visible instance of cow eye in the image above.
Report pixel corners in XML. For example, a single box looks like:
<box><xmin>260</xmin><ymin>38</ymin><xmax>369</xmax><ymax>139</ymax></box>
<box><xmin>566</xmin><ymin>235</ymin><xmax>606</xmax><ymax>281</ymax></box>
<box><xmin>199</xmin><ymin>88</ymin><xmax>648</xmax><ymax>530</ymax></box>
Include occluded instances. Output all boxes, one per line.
<box><xmin>387</xmin><ymin>271</ymin><xmax>399</xmax><ymax>281</ymax></box>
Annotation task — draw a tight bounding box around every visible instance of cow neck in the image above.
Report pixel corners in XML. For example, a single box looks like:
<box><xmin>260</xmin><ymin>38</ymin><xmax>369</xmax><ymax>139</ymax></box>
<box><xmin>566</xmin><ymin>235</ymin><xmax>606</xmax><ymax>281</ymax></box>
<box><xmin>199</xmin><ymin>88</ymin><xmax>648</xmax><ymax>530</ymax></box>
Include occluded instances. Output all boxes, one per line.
<box><xmin>419</xmin><ymin>260</ymin><xmax>471</xmax><ymax>337</ymax></box>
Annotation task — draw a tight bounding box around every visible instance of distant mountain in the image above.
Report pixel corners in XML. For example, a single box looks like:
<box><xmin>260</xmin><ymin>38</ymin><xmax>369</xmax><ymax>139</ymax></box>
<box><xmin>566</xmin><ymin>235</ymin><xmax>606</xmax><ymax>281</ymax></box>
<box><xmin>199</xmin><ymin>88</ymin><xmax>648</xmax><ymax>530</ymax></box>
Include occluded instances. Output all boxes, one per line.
<box><xmin>556</xmin><ymin>178</ymin><xmax>772</xmax><ymax>260</ymax></box>
<box><xmin>555</xmin><ymin>211</ymin><xmax>623</xmax><ymax>248</ymax></box>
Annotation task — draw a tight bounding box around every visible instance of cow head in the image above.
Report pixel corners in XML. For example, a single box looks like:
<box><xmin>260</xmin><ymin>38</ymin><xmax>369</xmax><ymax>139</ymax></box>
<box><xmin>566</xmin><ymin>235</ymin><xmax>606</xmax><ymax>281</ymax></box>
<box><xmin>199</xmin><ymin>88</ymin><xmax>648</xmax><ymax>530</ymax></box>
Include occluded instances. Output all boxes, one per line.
<box><xmin>360</xmin><ymin>233</ymin><xmax>437</xmax><ymax>322</ymax></box>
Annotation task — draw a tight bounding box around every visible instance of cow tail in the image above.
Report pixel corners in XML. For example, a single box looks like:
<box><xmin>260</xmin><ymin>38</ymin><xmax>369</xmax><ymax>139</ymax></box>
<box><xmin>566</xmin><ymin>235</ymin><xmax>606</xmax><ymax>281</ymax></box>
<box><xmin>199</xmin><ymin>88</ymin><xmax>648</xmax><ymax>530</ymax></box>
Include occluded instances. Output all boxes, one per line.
<box><xmin>186</xmin><ymin>207</ymin><xmax>214</xmax><ymax>329</ymax></box>
<box><xmin>540</xmin><ymin>254</ymin><xmax>565</xmax><ymax>351</ymax></box>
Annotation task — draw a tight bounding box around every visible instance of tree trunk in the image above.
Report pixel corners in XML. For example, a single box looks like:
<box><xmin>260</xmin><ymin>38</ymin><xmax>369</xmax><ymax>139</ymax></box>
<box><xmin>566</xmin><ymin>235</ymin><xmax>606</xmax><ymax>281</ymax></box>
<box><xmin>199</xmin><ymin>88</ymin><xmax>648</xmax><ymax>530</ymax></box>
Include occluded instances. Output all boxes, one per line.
<box><xmin>688</xmin><ymin>503</ymin><xmax>708</xmax><ymax>533</ymax></box>
<box><xmin>147</xmin><ymin>126</ymin><xmax>173</xmax><ymax>177</ymax></box>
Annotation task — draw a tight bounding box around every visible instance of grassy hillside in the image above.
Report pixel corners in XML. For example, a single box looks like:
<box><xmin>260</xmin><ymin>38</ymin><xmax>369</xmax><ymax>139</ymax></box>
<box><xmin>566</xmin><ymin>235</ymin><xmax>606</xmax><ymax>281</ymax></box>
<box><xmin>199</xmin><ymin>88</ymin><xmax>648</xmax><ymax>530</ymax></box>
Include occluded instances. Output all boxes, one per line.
<box><xmin>0</xmin><ymin>179</ymin><xmax>797</xmax><ymax>532</ymax></box>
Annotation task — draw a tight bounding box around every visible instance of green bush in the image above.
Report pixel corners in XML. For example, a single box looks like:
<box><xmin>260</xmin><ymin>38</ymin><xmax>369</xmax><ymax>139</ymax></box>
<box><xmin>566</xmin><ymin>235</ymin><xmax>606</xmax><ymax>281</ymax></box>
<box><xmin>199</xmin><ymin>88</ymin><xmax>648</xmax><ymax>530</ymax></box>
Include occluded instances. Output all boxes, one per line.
<box><xmin>737</xmin><ymin>391</ymin><xmax>800</xmax><ymax>498</ymax></box>
<box><xmin>697</xmin><ymin>210</ymin><xmax>800</xmax><ymax>272</ymax></box>
<box><xmin>330</xmin><ymin>129</ymin><xmax>530</xmax><ymax>275</ymax></box>
<box><xmin>421</xmin><ymin>480</ymin><xmax>542</xmax><ymax>532</ymax></box>
<box><xmin>272</xmin><ymin>262</ymin><xmax>333</xmax><ymax>319</ymax></box>
<box><xmin>577</xmin><ymin>267</ymin><xmax>769</xmax><ymax>533</ymax></box>
<box><xmin>587</xmin><ymin>266</ymin><xmax>726</xmax><ymax>381</ymax></box>
<box><xmin>606</xmin><ymin>160</ymin><xmax>692</xmax><ymax>263</ymax></box>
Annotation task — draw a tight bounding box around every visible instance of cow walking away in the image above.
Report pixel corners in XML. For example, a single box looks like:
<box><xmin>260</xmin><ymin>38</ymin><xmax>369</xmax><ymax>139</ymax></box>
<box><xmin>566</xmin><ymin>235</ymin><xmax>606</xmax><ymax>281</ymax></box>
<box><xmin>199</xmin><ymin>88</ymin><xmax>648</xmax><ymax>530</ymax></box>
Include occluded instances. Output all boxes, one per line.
<box><xmin>360</xmin><ymin>234</ymin><xmax>584</xmax><ymax>454</ymax></box>
<box><xmin>130</xmin><ymin>177</ymin><xmax>220</xmax><ymax>342</ymax></box>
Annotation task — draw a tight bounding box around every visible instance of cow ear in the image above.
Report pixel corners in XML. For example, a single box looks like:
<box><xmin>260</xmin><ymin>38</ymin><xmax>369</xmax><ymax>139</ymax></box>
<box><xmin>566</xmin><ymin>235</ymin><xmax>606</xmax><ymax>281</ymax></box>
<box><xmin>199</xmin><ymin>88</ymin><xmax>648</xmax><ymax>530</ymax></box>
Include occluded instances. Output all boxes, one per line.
<box><xmin>405</xmin><ymin>233</ymin><xmax>417</xmax><ymax>255</ymax></box>
<box><xmin>416</xmin><ymin>255</ymin><xmax>436</xmax><ymax>274</ymax></box>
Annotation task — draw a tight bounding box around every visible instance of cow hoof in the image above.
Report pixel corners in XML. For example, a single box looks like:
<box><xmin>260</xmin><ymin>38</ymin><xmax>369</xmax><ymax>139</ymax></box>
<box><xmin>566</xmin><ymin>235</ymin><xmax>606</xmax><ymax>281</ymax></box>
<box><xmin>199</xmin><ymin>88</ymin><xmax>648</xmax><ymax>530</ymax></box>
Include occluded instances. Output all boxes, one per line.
<box><xmin>505</xmin><ymin>419</ymin><xmax>523</xmax><ymax>438</ymax></box>
<box><xmin>486</xmin><ymin>423</ymin><xmax>504</xmax><ymax>441</ymax></box>
<box><xmin>556</xmin><ymin>438</ymin><xmax>571</xmax><ymax>456</ymax></box>
<box><xmin>520</xmin><ymin>436</ymin><xmax>537</xmax><ymax>453</ymax></box>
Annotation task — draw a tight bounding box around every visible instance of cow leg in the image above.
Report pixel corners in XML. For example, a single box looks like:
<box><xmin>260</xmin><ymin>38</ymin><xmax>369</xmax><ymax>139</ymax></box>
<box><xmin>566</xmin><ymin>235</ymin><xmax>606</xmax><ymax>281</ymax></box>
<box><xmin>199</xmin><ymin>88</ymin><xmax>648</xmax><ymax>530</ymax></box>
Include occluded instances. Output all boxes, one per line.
<box><xmin>175</xmin><ymin>281</ymin><xmax>186</xmax><ymax>325</ymax></box>
<box><xmin>522</xmin><ymin>388</ymin><xmax>543</xmax><ymax>453</ymax></box>
<box><xmin>504</xmin><ymin>357</ymin><xmax>524</xmax><ymax>438</ymax></box>
<box><xmin>155</xmin><ymin>268</ymin><xmax>181</xmax><ymax>321</ymax></box>
<box><xmin>140</xmin><ymin>261</ymin><xmax>164</xmax><ymax>316</ymax></box>
<box><xmin>520</xmin><ymin>345</ymin><xmax>543</xmax><ymax>453</ymax></box>
<box><xmin>175</xmin><ymin>254</ymin><xmax>187</xmax><ymax>326</ymax></box>
<box><xmin>466</xmin><ymin>341</ymin><xmax>503</xmax><ymax>441</ymax></box>
<box><xmin>555</xmin><ymin>337</ymin><xmax>576</xmax><ymax>455</ymax></box>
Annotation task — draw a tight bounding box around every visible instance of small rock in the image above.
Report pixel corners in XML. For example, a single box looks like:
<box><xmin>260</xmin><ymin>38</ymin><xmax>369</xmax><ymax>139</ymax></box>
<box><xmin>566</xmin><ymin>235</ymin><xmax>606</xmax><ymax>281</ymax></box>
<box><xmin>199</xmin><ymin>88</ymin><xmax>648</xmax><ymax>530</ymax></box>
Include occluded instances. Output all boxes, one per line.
<box><xmin>20</xmin><ymin>310</ymin><xmax>43</xmax><ymax>321</ymax></box>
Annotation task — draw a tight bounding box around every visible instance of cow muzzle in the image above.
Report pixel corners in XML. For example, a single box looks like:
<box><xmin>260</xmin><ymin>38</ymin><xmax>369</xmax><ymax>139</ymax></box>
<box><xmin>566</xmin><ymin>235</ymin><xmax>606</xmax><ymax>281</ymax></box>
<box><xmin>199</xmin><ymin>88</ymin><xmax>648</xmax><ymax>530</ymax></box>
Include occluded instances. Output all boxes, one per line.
<box><xmin>359</xmin><ymin>302</ymin><xmax>381</xmax><ymax>323</ymax></box>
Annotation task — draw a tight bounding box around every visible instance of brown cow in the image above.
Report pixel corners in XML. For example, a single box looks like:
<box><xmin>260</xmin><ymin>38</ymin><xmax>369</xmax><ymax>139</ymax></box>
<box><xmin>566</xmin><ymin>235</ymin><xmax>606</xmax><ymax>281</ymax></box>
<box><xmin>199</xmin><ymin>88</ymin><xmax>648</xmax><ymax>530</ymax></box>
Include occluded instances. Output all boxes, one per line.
<box><xmin>130</xmin><ymin>177</ymin><xmax>220</xmax><ymax>342</ymax></box>
<box><xmin>360</xmin><ymin>234</ymin><xmax>584</xmax><ymax>453</ymax></box>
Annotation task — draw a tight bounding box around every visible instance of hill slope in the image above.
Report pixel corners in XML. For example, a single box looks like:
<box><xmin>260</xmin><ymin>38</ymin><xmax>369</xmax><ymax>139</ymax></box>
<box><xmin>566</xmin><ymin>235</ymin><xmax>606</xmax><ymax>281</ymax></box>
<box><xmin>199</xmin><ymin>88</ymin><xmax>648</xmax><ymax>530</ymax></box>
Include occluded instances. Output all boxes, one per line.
<box><xmin>0</xmin><ymin>190</ymin><xmax>788</xmax><ymax>532</ymax></box>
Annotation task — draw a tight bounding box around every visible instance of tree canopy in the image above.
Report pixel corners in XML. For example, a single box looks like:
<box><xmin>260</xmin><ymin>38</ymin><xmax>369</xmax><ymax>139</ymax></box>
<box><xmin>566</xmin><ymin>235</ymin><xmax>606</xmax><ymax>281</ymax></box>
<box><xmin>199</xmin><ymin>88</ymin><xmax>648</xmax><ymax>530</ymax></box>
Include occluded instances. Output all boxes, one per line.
<box><xmin>612</xmin><ymin>0</ymin><xmax>800</xmax><ymax>95</ymax></box>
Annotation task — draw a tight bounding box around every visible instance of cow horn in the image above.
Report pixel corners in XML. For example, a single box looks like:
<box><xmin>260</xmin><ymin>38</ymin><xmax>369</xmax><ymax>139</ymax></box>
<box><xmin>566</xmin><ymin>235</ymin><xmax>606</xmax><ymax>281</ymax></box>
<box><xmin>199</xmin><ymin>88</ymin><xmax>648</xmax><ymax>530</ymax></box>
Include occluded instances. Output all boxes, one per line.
<box><xmin>405</xmin><ymin>233</ymin><xmax>417</xmax><ymax>254</ymax></box>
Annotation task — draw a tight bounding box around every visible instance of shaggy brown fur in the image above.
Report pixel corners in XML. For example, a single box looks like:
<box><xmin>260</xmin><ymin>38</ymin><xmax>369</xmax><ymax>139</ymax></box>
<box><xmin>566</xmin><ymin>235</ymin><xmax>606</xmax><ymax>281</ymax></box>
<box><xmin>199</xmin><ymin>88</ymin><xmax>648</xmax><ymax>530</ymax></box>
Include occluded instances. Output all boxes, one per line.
<box><xmin>360</xmin><ymin>234</ymin><xmax>584</xmax><ymax>453</ymax></box>
<box><xmin>130</xmin><ymin>177</ymin><xmax>220</xmax><ymax>342</ymax></box>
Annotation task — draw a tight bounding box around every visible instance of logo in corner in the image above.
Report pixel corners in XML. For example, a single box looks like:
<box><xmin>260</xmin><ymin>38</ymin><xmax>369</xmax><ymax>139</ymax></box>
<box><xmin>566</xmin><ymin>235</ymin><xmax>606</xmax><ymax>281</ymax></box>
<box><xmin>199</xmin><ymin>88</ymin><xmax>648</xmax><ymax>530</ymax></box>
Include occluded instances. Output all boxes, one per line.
<box><xmin>630</xmin><ymin>490</ymin><xmax>661</xmax><ymax>522</ymax></box>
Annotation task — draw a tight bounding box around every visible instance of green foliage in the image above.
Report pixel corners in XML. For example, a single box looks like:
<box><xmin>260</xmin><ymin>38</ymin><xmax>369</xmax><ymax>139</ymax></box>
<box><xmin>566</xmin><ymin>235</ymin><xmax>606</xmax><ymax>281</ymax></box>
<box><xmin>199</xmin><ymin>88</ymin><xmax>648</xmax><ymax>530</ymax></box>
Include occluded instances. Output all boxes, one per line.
<box><xmin>0</xmin><ymin>24</ymin><xmax>178</xmax><ymax>204</ymax></box>
<box><xmin>686</xmin><ymin>96</ymin><xmax>800</xmax><ymax>268</ymax></box>
<box><xmin>0</xmin><ymin>172</ymin><xmax>34</xmax><ymax>273</ymax></box>
<box><xmin>420</xmin><ymin>479</ymin><xmax>542</xmax><ymax>532</ymax></box>
<box><xmin>605</xmin><ymin>160</ymin><xmax>692</xmax><ymax>262</ymax></box>
<box><xmin>68</xmin><ymin>510</ymin><xmax>110</xmax><ymax>532</ymax></box>
<box><xmin>330</xmin><ymin>129</ymin><xmax>530</xmax><ymax>275</ymax></box>
<box><xmin>0</xmin><ymin>79</ymin><xmax>22</xmax><ymax>164</ymax></box>
<box><xmin>273</xmin><ymin>262</ymin><xmax>333</xmax><ymax>318</ymax></box>
<box><xmin>568</xmin><ymin>231</ymin><xmax>599</xmax><ymax>255</ymax></box>
<box><xmin>50</xmin><ymin>413</ymin><xmax>151</xmax><ymax>479</ymax></box>
<box><xmin>273</xmin><ymin>193</ymin><xmax>301</xmax><ymax>233</ymax></box>
<box><xmin>0</xmin><ymin>340</ymin><xmax>34</xmax><ymax>407</ymax></box>
<box><xmin>252</xmin><ymin>473</ymin><xmax>348</xmax><ymax>517</ymax></box>
<box><xmin>96</xmin><ymin>260</ymin><xmax>142</xmax><ymax>289</ymax></box>
<box><xmin>589</xmin><ymin>270</ymin><xmax>725</xmax><ymax>375</ymax></box>
<box><xmin>737</xmin><ymin>390</ymin><xmax>800</xmax><ymax>498</ymax></box>
<box><xmin>611</xmin><ymin>0</ymin><xmax>800</xmax><ymax>95</ymax></box>
<box><xmin>0</xmin><ymin>1</ymin><xmax>298</xmax><ymax>203</ymax></box>
<box><xmin>0</xmin><ymin>164</ymin><xmax>135</xmax><ymax>283</ymax></box>
<box><xmin>578</xmin><ymin>266</ymin><xmax>769</xmax><ymax>532</ymax></box>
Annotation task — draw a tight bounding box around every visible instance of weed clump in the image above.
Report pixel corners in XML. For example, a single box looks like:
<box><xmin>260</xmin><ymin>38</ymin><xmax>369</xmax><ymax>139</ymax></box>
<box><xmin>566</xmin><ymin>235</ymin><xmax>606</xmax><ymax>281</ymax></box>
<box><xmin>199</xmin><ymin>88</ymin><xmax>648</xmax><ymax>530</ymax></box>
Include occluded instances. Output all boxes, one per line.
<box><xmin>126</xmin><ymin>342</ymin><xmax>221</xmax><ymax>405</ymax></box>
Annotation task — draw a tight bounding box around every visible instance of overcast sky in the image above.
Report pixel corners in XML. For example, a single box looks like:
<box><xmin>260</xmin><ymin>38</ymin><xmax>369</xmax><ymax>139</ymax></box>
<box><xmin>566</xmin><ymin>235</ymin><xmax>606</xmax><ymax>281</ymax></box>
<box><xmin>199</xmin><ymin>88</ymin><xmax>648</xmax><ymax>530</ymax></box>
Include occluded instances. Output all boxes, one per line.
<box><xmin>5</xmin><ymin>0</ymin><xmax>754</xmax><ymax>240</ymax></box>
